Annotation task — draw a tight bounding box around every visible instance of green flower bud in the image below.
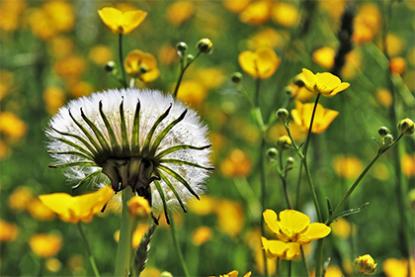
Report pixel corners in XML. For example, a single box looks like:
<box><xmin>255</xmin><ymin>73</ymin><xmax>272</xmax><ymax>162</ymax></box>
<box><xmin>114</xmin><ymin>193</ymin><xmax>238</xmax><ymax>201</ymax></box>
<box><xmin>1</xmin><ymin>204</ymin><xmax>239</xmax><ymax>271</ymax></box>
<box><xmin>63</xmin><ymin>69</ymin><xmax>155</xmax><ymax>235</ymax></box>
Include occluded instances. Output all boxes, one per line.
<box><xmin>398</xmin><ymin>118</ymin><xmax>415</xmax><ymax>135</ymax></box>
<box><xmin>197</xmin><ymin>38</ymin><xmax>213</xmax><ymax>54</ymax></box>
<box><xmin>286</xmin><ymin>156</ymin><xmax>295</xmax><ymax>170</ymax></box>
<box><xmin>105</xmin><ymin>61</ymin><xmax>115</xmax><ymax>72</ymax></box>
<box><xmin>378</xmin><ymin>126</ymin><xmax>390</xmax><ymax>137</ymax></box>
<box><xmin>267</xmin><ymin>148</ymin><xmax>278</xmax><ymax>159</ymax></box>
<box><xmin>277</xmin><ymin>135</ymin><xmax>292</xmax><ymax>150</ymax></box>
<box><xmin>276</xmin><ymin>108</ymin><xmax>289</xmax><ymax>121</ymax></box>
<box><xmin>176</xmin><ymin>42</ymin><xmax>188</xmax><ymax>56</ymax></box>
<box><xmin>231</xmin><ymin>72</ymin><xmax>243</xmax><ymax>84</ymax></box>
<box><xmin>383</xmin><ymin>133</ymin><xmax>394</xmax><ymax>147</ymax></box>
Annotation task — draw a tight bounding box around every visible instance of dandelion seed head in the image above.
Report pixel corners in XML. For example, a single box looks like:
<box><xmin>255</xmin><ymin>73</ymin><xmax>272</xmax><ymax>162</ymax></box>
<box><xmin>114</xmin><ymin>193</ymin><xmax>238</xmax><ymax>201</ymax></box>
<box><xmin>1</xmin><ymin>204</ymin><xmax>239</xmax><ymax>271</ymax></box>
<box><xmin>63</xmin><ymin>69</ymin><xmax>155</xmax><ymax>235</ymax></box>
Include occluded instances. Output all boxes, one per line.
<box><xmin>46</xmin><ymin>88</ymin><xmax>211</xmax><ymax>213</ymax></box>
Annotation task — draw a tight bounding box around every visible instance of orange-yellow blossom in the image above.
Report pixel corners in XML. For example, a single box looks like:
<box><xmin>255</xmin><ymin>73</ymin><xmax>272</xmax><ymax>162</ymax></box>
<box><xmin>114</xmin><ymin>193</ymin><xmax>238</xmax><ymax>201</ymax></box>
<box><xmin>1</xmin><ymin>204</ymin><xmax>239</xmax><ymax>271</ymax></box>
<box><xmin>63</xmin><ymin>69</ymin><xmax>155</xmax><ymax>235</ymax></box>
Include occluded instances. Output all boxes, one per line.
<box><xmin>291</xmin><ymin>101</ymin><xmax>339</xmax><ymax>134</ymax></box>
<box><xmin>124</xmin><ymin>50</ymin><xmax>160</xmax><ymax>82</ymax></box>
<box><xmin>127</xmin><ymin>195</ymin><xmax>151</xmax><ymax>217</ymax></box>
<box><xmin>98</xmin><ymin>7</ymin><xmax>147</xmax><ymax>34</ymax></box>
<box><xmin>238</xmin><ymin>48</ymin><xmax>280</xmax><ymax>79</ymax></box>
<box><xmin>301</xmin><ymin>68</ymin><xmax>350</xmax><ymax>97</ymax></box>
<box><xmin>39</xmin><ymin>186</ymin><xmax>114</xmax><ymax>223</ymax></box>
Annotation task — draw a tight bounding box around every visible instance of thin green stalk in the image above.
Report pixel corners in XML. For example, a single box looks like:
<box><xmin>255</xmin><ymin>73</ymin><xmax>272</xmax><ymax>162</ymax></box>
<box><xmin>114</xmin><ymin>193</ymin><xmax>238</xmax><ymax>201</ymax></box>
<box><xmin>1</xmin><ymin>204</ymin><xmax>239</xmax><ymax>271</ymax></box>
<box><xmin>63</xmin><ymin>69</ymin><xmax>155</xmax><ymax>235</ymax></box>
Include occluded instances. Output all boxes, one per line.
<box><xmin>173</xmin><ymin>51</ymin><xmax>201</xmax><ymax>98</ymax></box>
<box><xmin>278</xmin><ymin>150</ymin><xmax>292</xmax><ymax>209</ymax></box>
<box><xmin>168</xmin><ymin>210</ymin><xmax>190</xmax><ymax>277</ymax></box>
<box><xmin>77</xmin><ymin>223</ymin><xmax>100</xmax><ymax>277</ymax></box>
<box><xmin>303</xmin><ymin>93</ymin><xmax>321</xmax><ymax>158</ymax></box>
<box><xmin>287</xmin><ymin>260</ymin><xmax>292</xmax><ymax>277</ymax></box>
<box><xmin>315</xmin><ymin>239</ymin><xmax>324</xmax><ymax>277</ymax></box>
<box><xmin>300</xmin><ymin>246</ymin><xmax>310</xmax><ymax>276</ymax></box>
<box><xmin>114</xmin><ymin>188</ymin><xmax>135</xmax><ymax>277</ymax></box>
<box><xmin>118</xmin><ymin>34</ymin><xmax>127</xmax><ymax>88</ymax></box>
<box><xmin>259</xmin><ymin>137</ymin><xmax>269</xmax><ymax>277</ymax></box>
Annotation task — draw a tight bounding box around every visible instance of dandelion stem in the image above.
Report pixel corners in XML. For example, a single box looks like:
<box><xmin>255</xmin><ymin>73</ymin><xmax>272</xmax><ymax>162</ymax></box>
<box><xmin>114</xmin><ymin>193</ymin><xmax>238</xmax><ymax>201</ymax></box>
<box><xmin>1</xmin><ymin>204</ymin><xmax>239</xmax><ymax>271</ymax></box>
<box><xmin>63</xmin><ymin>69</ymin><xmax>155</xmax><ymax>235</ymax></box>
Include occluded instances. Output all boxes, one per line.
<box><xmin>118</xmin><ymin>33</ymin><xmax>127</xmax><ymax>88</ymax></box>
<box><xmin>168</xmin><ymin>210</ymin><xmax>190</xmax><ymax>277</ymax></box>
<box><xmin>77</xmin><ymin>223</ymin><xmax>101</xmax><ymax>277</ymax></box>
<box><xmin>114</xmin><ymin>188</ymin><xmax>135</xmax><ymax>277</ymax></box>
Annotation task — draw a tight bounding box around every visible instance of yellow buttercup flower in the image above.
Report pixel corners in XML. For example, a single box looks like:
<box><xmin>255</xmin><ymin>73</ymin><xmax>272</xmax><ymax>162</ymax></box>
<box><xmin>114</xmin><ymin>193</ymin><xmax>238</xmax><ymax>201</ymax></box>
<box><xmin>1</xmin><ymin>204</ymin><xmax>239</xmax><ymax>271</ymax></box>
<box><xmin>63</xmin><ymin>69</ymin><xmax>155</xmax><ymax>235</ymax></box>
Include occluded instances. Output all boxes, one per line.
<box><xmin>355</xmin><ymin>254</ymin><xmax>377</xmax><ymax>275</ymax></box>
<box><xmin>239</xmin><ymin>0</ymin><xmax>271</xmax><ymax>25</ymax></box>
<box><xmin>262</xmin><ymin>209</ymin><xmax>331</xmax><ymax>260</ymax></box>
<box><xmin>114</xmin><ymin>224</ymin><xmax>149</xmax><ymax>248</ymax></box>
<box><xmin>176</xmin><ymin>80</ymin><xmax>208</xmax><ymax>108</ymax></box>
<box><xmin>191</xmin><ymin>226</ymin><xmax>212</xmax><ymax>246</ymax></box>
<box><xmin>247</xmin><ymin>28</ymin><xmax>285</xmax><ymax>50</ymax></box>
<box><xmin>0</xmin><ymin>112</ymin><xmax>27</xmax><ymax>141</ymax></box>
<box><xmin>166</xmin><ymin>1</ymin><xmax>195</xmax><ymax>26</ymax></box>
<box><xmin>402</xmin><ymin>154</ymin><xmax>415</xmax><ymax>177</ymax></box>
<box><xmin>220</xmin><ymin>149</ymin><xmax>252</xmax><ymax>177</ymax></box>
<box><xmin>333</xmin><ymin>155</ymin><xmax>363</xmax><ymax>180</ymax></box>
<box><xmin>217</xmin><ymin>270</ymin><xmax>252</xmax><ymax>277</ymax></box>
<box><xmin>8</xmin><ymin>186</ymin><xmax>33</xmax><ymax>211</ymax></box>
<box><xmin>43</xmin><ymin>86</ymin><xmax>65</xmax><ymax>115</ymax></box>
<box><xmin>300</xmin><ymin>68</ymin><xmax>350</xmax><ymax>97</ymax></box>
<box><xmin>29</xmin><ymin>233</ymin><xmax>62</xmax><ymax>258</ymax></box>
<box><xmin>188</xmin><ymin>196</ymin><xmax>217</xmax><ymax>215</ymax></box>
<box><xmin>331</xmin><ymin>218</ymin><xmax>352</xmax><ymax>239</ymax></box>
<box><xmin>312</xmin><ymin>47</ymin><xmax>336</xmax><ymax>69</ymax></box>
<box><xmin>238</xmin><ymin>48</ymin><xmax>280</xmax><ymax>79</ymax></box>
<box><xmin>124</xmin><ymin>50</ymin><xmax>160</xmax><ymax>82</ymax></box>
<box><xmin>127</xmin><ymin>195</ymin><xmax>151</xmax><ymax>217</ymax></box>
<box><xmin>98</xmin><ymin>7</ymin><xmax>147</xmax><ymax>34</ymax></box>
<box><xmin>0</xmin><ymin>219</ymin><xmax>19</xmax><ymax>242</ymax></box>
<box><xmin>27</xmin><ymin>199</ymin><xmax>55</xmax><ymax>221</ymax></box>
<box><xmin>216</xmin><ymin>199</ymin><xmax>244</xmax><ymax>237</ymax></box>
<box><xmin>291</xmin><ymin>101</ymin><xmax>339</xmax><ymax>134</ymax></box>
<box><xmin>39</xmin><ymin>186</ymin><xmax>114</xmax><ymax>223</ymax></box>
<box><xmin>223</xmin><ymin>0</ymin><xmax>251</xmax><ymax>13</ymax></box>
<box><xmin>271</xmin><ymin>2</ymin><xmax>299</xmax><ymax>28</ymax></box>
<box><xmin>383</xmin><ymin>258</ymin><xmax>415</xmax><ymax>277</ymax></box>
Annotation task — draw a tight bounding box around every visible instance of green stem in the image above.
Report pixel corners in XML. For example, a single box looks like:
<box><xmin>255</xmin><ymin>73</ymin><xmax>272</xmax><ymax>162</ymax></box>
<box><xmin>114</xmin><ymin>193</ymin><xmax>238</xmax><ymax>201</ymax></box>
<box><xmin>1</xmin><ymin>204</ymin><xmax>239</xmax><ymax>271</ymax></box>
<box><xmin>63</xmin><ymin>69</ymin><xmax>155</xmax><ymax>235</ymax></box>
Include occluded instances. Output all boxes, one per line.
<box><xmin>173</xmin><ymin>51</ymin><xmax>201</xmax><ymax>98</ymax></box>
<box><xmin>118</xmin><ymin>33</ymin><xmax>127</xmax><ymax>88</ymax></box>
<box><xmin>303</xmin><ymin>93</ymin><xmax>321</xmax><ymax>158</ymax></box>
<box><xmin>287</xmin><ymin>260</ymin><xmax>292</xmax><ymax>277</ymax></box>
<box><xmin>77</xmin><ymin>223</ymin><xmax>100</xmax><ymax>277</ymax></box>
<box><xmin>259</xmin><ymin>137</ymin><xmax>269</xmax><ymax>277</ymax></box>
<box><xmin>168</xmin><ymin>210</ymin><xmax>190</xmax><ymax>277</ymax></box>
<box><xmin>300</xmin><ymin>246</ymin><xmax>309</xmax><ymax>277</ymax></box>
<box><xmin>114</xmin><ymin>188</ymin><xmax>134</xmax><ymax>277</ymax></box>
<box><xmin>278</xmin><ymin>150</ymin><xmax>292</xmax><ymax>209</ymax></box>
<box><xmin>315</xmin><ymin>239</ymin><xmax>324</xmax><ymax>277</ymax></box>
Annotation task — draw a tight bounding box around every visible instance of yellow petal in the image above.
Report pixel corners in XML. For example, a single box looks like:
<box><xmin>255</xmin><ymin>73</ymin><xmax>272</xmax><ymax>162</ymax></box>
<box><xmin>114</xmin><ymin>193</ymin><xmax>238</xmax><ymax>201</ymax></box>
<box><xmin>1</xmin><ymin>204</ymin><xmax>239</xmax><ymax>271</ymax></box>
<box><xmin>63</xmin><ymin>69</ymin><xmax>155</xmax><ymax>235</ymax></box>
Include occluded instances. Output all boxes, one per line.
<box><xmin>98</xmin><ymin>7</ymin><xmax>123</xmax><ymax>33</ymax></box>
<box><xmin>300</xmin><ymin>68</ymin><xmax>316</xmax><ymax>91</ymax></box>
<box><xmin>298</xmin><ymin>223</ymin><xmax>331</xmax><ymax>243</ymax></box>
<box><xmin>39</xmin><ymin>193</ymin><xmax>75</xmax><ymax>222</ymax></box>
<box><xmin>256</xmin><ymin>48</ymin><xmax>279</xmax><ymax>79</ymax></box>
<box><xmin>120</xmin><ymin>10</ymin><xmax>147</xmax><ymax>34</ymax></box>
<box><xmin>314</xmin><ymin>109</ymin><xmax>339</xmax><ymax>134</ymax></box>
<box><xmin>261</xmin><ymin>237</ymin><xmax>289</xmax><ymax>258</ymax></box>
<box><xmin>278</xmin><ymin>209</ymin><xmax>310</xmax><ymax>237</ymax></box>
<box><xmin>284</xmin><ymin>242</ymin><xmax>301</xmax><ymax>260</ymax></box>
<box><xmin>329</xmin><ymin>82</ymin><xmax>350</xmax><ymax>96</ymax></box>
<box><xmin>263</xmin><ymin>209</ymin><xmax>279</xmax><ymax>235</ymax></box>
<box><xmin>238</xmin><ymin>50</ymin><xmax>258</xmax><ymax>78</ymax></box>
<box><xmin>315</xmin><ymin>72</ymin><xmax>341</xmax><ymax>94</ymax></box>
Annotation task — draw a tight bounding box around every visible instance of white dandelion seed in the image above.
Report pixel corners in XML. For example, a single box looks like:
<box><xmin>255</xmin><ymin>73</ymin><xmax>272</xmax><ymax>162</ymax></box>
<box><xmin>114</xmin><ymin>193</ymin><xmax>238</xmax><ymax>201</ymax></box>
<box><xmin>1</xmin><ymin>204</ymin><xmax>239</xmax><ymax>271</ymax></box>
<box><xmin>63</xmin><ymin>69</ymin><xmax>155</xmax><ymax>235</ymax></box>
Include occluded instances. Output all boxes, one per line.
<box><xmin>46</xmin><ymin>88</ymin><xmax>212</xmax><ymax>219</ymax></box>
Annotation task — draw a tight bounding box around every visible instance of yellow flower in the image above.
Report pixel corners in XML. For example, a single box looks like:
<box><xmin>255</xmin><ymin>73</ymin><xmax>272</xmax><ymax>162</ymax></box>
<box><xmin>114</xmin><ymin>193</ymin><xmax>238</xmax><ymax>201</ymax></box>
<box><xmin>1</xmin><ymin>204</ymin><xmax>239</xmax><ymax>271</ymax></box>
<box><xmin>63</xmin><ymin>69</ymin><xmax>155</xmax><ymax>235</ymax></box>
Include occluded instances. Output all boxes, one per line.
<box><xmin>124</xmin><ymin>50</ymin><xmax>160</xmax><ymax>82</ymax></box>
<box><xmin>291</xmin><ymin>101</ymin><xmax>339</xmax><ymax>134</ymax></box>
<box><xmin>376</xmin><ymin>88</ymin><xmax>392</xmax><ymax>108</ymax></box>
<box><xmin>176</xmin><ymin>80</ymin><xmax>208</xmax><ymax>108</ymax></box>
<box><xmin>89</xmin><ymin>45</ymin><xmax>113</xmax><ymax>65</ymax></box>
<box><xmin>54</xmin><ymin>55</ymin><xmax>86</xmax><ymax>80</ymax></box>
<box><xmin>239</xmin><ymin>0</ymin><xmax>271</xmax><ymax>25</ymax></box>
<box><xmin>333</xmin><ymin>155</ymin><xmax>363</xmax><ymax>180</ymax></box>
<box><xmin>247</xmin><ymin>28</ymin><xmax>285</xmax><ymax>50</ymax></box>
<box><xmin>300</xmin><ymin>68</ymin><xmax>350</xmax><ymax>97</ymax></box>
<box><xmin>166</xmin><ymin>1</ymin><xmax>195</xmax><ymax>26</ymax></box>
<box><xmin>0</xmin><ymin>219</ymin><xmax>19</xmax><ymax>242</ymax></box>
<box><xmin>39</xmin><ymin>186</ymin><xmax>114</xmax><ymax>223</ymax></box>
<box><xmin>188</xmin><ymin>196</ymin><xmax>217</xmax><ymax>215</ymax></box>
<box><xmin>271</xmin><ymin>2</ymin><xmax>299</xmax><ymax>28</ymax></box>
<box><xmin>383</xmin><ymin>258</ymin><xmax>415</xmax><ymax>277</ymax></box>
<box><xmin>8</xmin><ymin>186</ymin><xmax>33</xmax><ymax>211</ymax></box>
<box><xmin>115</xmin><ymin>224</ymin><xmax>149</xmax><ymax>248</ymax></box>
<box><xmin>353</xmin><ymin>4</ymin><xmax>381</xmax><ymax>44</ymax></box>
<box><xmin>127</xmin><ymin>195</ymin><xmax>151</xmax><ymax>217</ymax></box>
<box><xmin>223</xmin><ymin>0</ymin><xmax>251</xmax><ymax>13</ymax></box>
<box><xmin>217</xmin><ymin>270</ymin><xmax>252</xmax><ymax>277</ymax></box>
<box><xmin>262</xmin><ymin>209</ymin><xmax>331</xmax><ymax>260</ymax></box>
<box><xmin>45</xmin><ymin>258</ymin><xmax>62</xmax><ymax>273</ymax></box>
<box><xmin>312</xmin><ymin>47</ymin><xmax>336</xmax><ymax>70</ymax></box>
<box><xmin>27</xmin><ymin>199</ymin><xmax>55</xmax><ymax>221</ymax></box>
<box><xmin>220</xmin><ymin>149</ymin><xmax>252</xmax><ymax>177</ymax></box>
<box><xmin>43</xmin><ymin>86</ymin><xmax>65</xmax><ymax>115</ymax></box>
<box><xmin>331</xmin><ymin>218</ymin><xmax>352</xmax><ymax>239</ymax></box>
<box><xmin>0</xmin><ymin>112</ymin><xmax>27</xmax><ymax>141</ymax></box>
<box><xmin>29</xmin><ymin>233</ymin><xmax>62</xmax><ymax>258</ymax></box>
<box><xmin>0</xmin><ymin>0</ymin><xmax>25</xmax><ymax>32</ymax></box>
<box><xmin>355</xmin><ymin>254</ymin><xmax>377</xmax><ymax>275</ymax></box>
<box><xmin>49</xmin><ymin>36</ymin><xmax>74</xmax><ymax>59</ymax></box>
<box><xmin>98</xmin><ymin>7</ymin><xmax>147</xmax><ymax>34</ymax></box>
<box><xmin>389</xmin><ymin>57</ymin><xmax>406</xmax><ymax>75</ymax></box>
<box><xmin>192</xmin><ymin>226</ymin><xmax>212</xmax><ymax>246</ymax></box>
<box><xmin>239</xmin><ymin>48</ymin><xmax>280</xmax><ymax>79</ymax></box>
<box><xmin>216</xmin><ymin>199</ymin><xmax>244</xmax><ymax>237</ymax></box>
<box><xmin>402</xmin><ymin>154</ymin><xmax>415</xmax><ymax>177</ymax></box>
<box><xmin>325</xmin><ymin>265</ymin><xmax>343</xmax><ymax>277</ymax></box>
<box><xmin>0</xmin><ymin>70</ymin><xmax>13</xmax><ymax>101</ymax></box>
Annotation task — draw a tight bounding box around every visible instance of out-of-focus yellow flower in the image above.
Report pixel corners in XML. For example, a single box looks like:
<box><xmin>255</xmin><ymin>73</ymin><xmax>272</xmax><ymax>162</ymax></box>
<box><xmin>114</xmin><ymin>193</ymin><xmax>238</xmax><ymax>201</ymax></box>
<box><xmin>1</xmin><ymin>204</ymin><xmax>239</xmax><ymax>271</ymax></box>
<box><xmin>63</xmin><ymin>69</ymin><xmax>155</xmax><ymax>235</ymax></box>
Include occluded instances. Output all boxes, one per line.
<box><xmin>89</xmin><ymin>45</ymin><xmax>113</xmax><ymax>66</ymax></box>
<box><xmin>43</xmin><ymin>86</ymin><xmax>65</xmax><ymax>115</ymax></box>
<box><xmin>262</xmin><ymin>209</ymin><xmax>331</xmax><ymax>260</ymax></box>
<box><xmin>49</xmin><ymin>36</ymin><xmax>74</xmax><ymax>59</ymax></box>
<box><xmin>389</xmin><ymin>57</ymin><xmax>406</xmax><ymax>75</ymax></box>
<box><xmin>291</xmin><ymin>101</ymin><xmax>339</xmax><ymax>134</ymax></box>
<box><xmin>271</xmin><ymin>2</ymin><xmax>299</xmax><ymax>28</ymax></box>
<box><xmin>68</xmin><ymin>81</ymin><xmax>93</xmax><ymax>98</ymax></box>
<box><xmin>254</xmin><ymin>245</ymin><xmax>277</xmax><ymax>275</ymax></box>
<box><xmin>27</xmin><ymin>199</ymin><xmax>55</xmax><ymax>221</ymax></box>
<box><xmin>267</xmin><ymin>123</ymin><xmax>306</xmax><ymax>144</ymax></box>
<box><xmin>0</xmin><ymin>140</ymin><xmax>8</xmax><ymax>160</ymax></box>
<box><xmin>166</xmin><ymin>1</ymin><xmax>195</xmax><ymax>26</ymax></box>
<box><xmin>128</xmin><ymin>196</ymin><xmax>151</xmax><ymax>217</ymax></box>
<box><xmin>216</xmin><ymin>199</ymin><xmax>244</xmax><ymax>237</ymax></box>
<box><xmin>333</xmin><ymin>155</ymin><xmax>363</xmax><ymax>179</ymax></box>
<box><xmin>43</xmin><ymin>0</ymin><xmax>74</xmax><ymax>32</ymax></box>
<box><xmin>239</xmin><ymin>48</ymin><xmax>280</xmax><ymax>79</ymax></box>
<box><xmin>0</xmin><ymin>0</ymin><xmax>25</xmax><ymax>32</ymax></box>
<box><xmin>0</xmin><ymin>219</ymin><xmax>19</xmax><ymax>241</ymax></box>
<box><xmin>301</xmin><ymin>68</ymin><xmax>350</xmax><ymax>97</ymax></box>
<box><xmin>114</xmin><ymin>224</ymin><xmax>149</xmax><ymax>248</ymax></box>
<box><xmin>223</xmin><ymin>0</ymin><xmax>251</xmax><ymax>13</ymax></box>
<box><xmin>239</xmin><ymin>0</ymin><xmax>271</xmax><ymax>25</ymax></box>
<box><xmin>158</xmin><ymin>44</ymin><xmax>178</xmax><ymax>65</ymax></box>
<box><xmin>54</xmin><ymin>55</ymin><xmax>86</xmax><ymax>80</ymax></box>
<box><xmin>45</xmin><ymin>257</ymin><xmax>62</xmax><ymax>273</ymax></box>
<box><xmin>29</xmin><ymin>233</ymin><xmax>62</xmax><ymax>258</ymax></box>
<box><xmin>355</xmin><ymin>254</ymin><xmax>377</xmax><ymax>275</ymax></box>
<box><xmin>124</xmin><ymin>50</ymin><xmax>160</xmax><ymax>82</ymax></box>
<box><xmin>176</xmin><ymin>80</ymin><xmax>208</xmax><ymax>108</ymax></box>
<box><xmin>67</xmin><ymin>254</ymin><xmax>84</xmax><ymax>273</ymax></box>
<box><xmin>220</xmin><ymin>149</ymin><xmax>252</xmax><ymax>177</ymax></box>
<box><xmin>376</xmin><ymin>88</ymin><xmax>392</xmax><ymax>108</ymax></box>
<box><xmin>325</xmin><ymin>265</ymin><xmax>343</xmax><ymax>277</ymax></box>
<box><xmin>98</xmin><ymin>7</ymin><xmax>147</xmax><ymax>34</ymax></box>
<box><xmin>247</xmin><ymin>28</ymin><xmax>286</xmax><ymax>50</ymax></box>
<box><xmin>39</xmin><ymin>186</ymin><xmax>114</xmax><ymax>223</ymax></box>
<box><xmin>0</xmin><ymin>112</ymin><xmax>27</xmax><ymax>141</ymax></box>
<box><xmin>0</xmin><ymin>70</ymin><xmax>13</xmax><ymax>100</ymax></box>
<box><xmin>353</xmin><ymin>4</ymin><xmax>381</xmax><ymax>44</ymax></box>
<box><xmin>8</xmin><ymin>186</ymin><xmax>33</xmax><ymax>211</ymax></box>
<box><xmin>331</xmin><ymin>218</ymin><xmax>352</xmax><ymax>239</ymax></box>
<box><xmin>192</xmin><ymin>226</ymin><xmax>212</xmax><ymax>246</ymax></box>
<box><xmin>342</xmin><ymin>49</ymin><xmax>362</xmax><ymax>80</ymax></box>
<box><xmin>141</xmin><ymin>267</ymin><xmax>162</xmax><ymax>277</ymax></box>
<box><xmin>217</xmin><ymin>270</ymin><xmax>252</xmax><ymax>277</ymax></box>
<box><xmin>286</xmin><ymin>81</ymin><xmax>314</xmax><ymax>102</ymax></box>
<box><xmin>386</xmin><ymin>33</ymin><xmax>404</xmax><ymax>57</ymax></box>
<box><xmin>188</xmin><ymin>196</ymin><xmax>217</xmax><ymax>215</ymax></box>
<box><xmin>194</xmin><ymin>67</ymin><xmax>225</xmax><ymax>89</ymax></box>
<box><xmin>312</xmin><ymin>47</ymin><xmax>336</xmax><ymax>70</ymax></box>
<box><xmin>402</xmin><ymin>154</ymin><xmax>415</xmax><ymax>177</ymax></box>
<box><xmin>372</xmin><ymin>162</ymin><xmax>390</xmax><ymax>181</ymax></box>
<box><xmin>383</xmin><ymin>258</ymin><xmax>415</xmax><ymax>277</ymax></box>
<box><xmin>319</xmin><ymin>0</ymin><xmax>346</xmax><ymax>22</ymax></box>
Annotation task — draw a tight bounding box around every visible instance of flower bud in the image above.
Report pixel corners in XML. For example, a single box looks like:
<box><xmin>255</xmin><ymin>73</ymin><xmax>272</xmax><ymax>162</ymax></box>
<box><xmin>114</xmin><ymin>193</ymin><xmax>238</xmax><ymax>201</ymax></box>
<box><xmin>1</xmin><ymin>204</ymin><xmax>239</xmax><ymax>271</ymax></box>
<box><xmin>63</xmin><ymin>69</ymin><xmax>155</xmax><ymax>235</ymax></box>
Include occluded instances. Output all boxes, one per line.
<box><xmin>160</xmin><ymin>272</ymin><xmax>173</xmax><ymax>277</ymax></box>
<box><xmin>105</xmin><ymin>61</ymin><xmax>115</xmax><ymax>72</ymax></box>
<box><xmin>382</xmin><ymin>134</ymin><xmax>394</xmax><ymax>147</ymax></box>
<box><xmin>197</xmin><ymin>38</ymin><xmax>213</xmax><ymax>54</ymax></box>
<box><xmin>276</xmin><ymin>108</ymin><xmax>289</xmax><ymax>122</ymax></box>
<box><xmin>267</xmin><ymin>148</ymin><xmax>278</xmax><ymax>159</ymax></box>
<box><xmin>398</xmin><ymin>118</ymin><xmax>414</xmax><ymax>135</ymax></box>
<box><xmin>277</xmin><ymin>135</ymin><xmax>292</xmax><ymax>149</ymax></box>
<box><xmin>377</xmin><ymin>126</ymin><xmax>390</xmax><ymax>137</ymax></box>
<box><xmin>231</xmin><ymin>72</ymin><xmax>243</xmax><ymax>84</ymax></box>
<box><xmin>187</xmin><ymin>54</ymin><xmax>194</xmax><ymax>62</ymax></box>
<box><xmin>176</xmin><ymin>42</ymin><xmax>188</xmax><ymax>56</ymax></box>
<box><xmin>354</xmin><ymin>254</ymin><xmax>377</xmax><ymax>275</ymax></box>
<box><xmin>127</xmin><ymin>196</ymin><xmax>151</xmax><ymax>218</ymax></box>
<box><xmin>286</xmin><ymin>156</ymin><xmax>295</xmax><ymax>170</ymax></box>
